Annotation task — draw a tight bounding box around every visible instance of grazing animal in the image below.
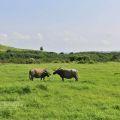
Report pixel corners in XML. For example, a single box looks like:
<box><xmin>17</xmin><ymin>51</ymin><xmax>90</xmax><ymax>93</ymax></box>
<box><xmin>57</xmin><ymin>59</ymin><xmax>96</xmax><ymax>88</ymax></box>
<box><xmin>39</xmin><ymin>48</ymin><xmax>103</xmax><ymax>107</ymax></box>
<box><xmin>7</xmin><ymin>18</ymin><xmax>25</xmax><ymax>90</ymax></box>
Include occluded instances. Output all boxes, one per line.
<box><xmin>29</xmin><ymin>68</ymin><xmax>50</xmax><ymax>80</ymax></box>
<box><xmin>53</xmin><ymin>68</ymin><xmax>78</xmax><ymax>81</ymax></box>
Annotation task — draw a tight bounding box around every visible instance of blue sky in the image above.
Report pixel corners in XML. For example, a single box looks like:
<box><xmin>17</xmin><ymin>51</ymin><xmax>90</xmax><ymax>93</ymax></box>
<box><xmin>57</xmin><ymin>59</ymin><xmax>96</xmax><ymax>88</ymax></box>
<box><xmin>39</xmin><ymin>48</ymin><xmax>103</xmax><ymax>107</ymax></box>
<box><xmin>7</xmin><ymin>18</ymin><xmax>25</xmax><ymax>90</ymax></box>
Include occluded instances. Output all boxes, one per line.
<box><xmin>0</xmin><ymin>0</ymin><xmax>120</xmax><ymax>52</ymax></box>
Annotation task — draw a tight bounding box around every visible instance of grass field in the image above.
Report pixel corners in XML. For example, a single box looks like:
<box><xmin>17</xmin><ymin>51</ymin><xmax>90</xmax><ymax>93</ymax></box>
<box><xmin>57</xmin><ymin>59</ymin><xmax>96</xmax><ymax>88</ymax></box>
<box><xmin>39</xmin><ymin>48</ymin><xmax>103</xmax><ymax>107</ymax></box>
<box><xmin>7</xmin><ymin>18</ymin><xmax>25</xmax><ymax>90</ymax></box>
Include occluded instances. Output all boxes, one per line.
<box><xmin>0</xmin><ymin>63</ymin><xmax>120</xmax><ymax>120</ymax></box>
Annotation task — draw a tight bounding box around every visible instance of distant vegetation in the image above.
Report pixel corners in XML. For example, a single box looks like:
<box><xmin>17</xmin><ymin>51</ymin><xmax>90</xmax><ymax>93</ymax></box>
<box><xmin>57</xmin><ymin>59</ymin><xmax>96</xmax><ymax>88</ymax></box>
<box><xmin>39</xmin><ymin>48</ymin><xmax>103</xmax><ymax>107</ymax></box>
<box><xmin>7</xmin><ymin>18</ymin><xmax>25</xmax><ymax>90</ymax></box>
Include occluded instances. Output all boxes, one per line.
<box><xmin>0</xmin><ymin>44</ymin><xmax>120</xmax><ymax>64</ymax></box>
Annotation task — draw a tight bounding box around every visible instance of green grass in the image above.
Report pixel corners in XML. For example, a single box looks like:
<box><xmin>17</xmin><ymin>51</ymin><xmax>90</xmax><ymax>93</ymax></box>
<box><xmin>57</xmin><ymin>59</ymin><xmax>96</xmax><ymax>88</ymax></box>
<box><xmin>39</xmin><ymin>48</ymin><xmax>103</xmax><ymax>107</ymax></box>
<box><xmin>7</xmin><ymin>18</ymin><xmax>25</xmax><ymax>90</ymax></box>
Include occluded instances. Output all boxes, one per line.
<box><xmin>0</xmin><ymin>63</ymin><xmax>120</xmax><ymax>120</ymax></box>
<box><xmin>0</xmin><ymin>44</ymin><xmax>19</xmax><ymax>51</ymax></box>
<box><xmin>0</xmin><ymin>44</ymin><xmax>28</xmax><ymax>52</ymax></box>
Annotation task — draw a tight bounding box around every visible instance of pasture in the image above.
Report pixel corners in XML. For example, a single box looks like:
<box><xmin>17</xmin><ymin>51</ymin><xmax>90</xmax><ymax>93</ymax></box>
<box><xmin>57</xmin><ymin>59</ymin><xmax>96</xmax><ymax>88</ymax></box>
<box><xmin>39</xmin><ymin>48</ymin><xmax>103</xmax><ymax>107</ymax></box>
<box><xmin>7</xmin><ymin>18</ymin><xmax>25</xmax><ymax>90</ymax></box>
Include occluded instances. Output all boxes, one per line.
<box><xmin>0</xmin><ymin>63</ymin><xmax>120</xmax><ymax>120</ymax></box>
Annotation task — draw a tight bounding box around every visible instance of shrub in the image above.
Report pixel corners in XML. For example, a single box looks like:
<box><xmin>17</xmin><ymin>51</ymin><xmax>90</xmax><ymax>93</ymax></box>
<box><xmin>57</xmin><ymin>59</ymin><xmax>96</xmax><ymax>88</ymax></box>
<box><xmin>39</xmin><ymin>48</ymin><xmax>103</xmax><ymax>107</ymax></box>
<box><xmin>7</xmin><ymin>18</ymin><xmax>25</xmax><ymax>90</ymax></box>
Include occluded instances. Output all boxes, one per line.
<box><xmin>6</xmin><ymin>49</ymin><xmax>12</xmax><ymax>53</ymax></box>
<box><xmin>69</xmin><ymin>56</ymin><xmax>76</xmax><ymax>62</ymax></box>
<box><xmin>26</xmin><ymin>58</ymin><xmax>36</xmax><ymax>64</ymax></box>
<box><xmin>76</xmin><ymin>56</ymin><xmax>93</xmax><ymax>64</ymax></box>
<box><xmin>59</xmin><ymin>52</ymin><xmax>64</xmax><ymax>54</ymax></box>
<box><xmin>53</xmin><ymin>60</ymin><xmax>60</xmax><ymax>63</ymax></box>
<box><xmin>64</xmin><ymin>60</ymin><xmax>70</xmax><ymax>63</ymax></box>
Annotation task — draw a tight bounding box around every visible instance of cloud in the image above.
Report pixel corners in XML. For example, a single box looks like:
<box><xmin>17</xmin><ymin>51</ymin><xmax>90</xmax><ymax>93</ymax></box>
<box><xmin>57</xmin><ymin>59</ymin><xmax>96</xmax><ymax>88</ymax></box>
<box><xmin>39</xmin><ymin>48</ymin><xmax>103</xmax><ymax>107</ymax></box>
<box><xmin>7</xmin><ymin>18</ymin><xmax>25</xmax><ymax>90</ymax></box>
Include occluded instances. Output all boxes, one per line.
<box><xmin>0</xmin><ymin>32</ymin><xmax>32</xmax><ymax>42</ymax></box>
<box><xmin>36</xmin><ymin>33</ymin><xmax>44</xmax><ymax>41</ymax></box>
<box><xmin>0</xmin><ymin>32</ymin><xmax>44</xmax><ymax>42</ymax></box>
<box><xmin>0</xmin><ymin>30</ymin><xmax>120</xmax><ymax>52</ymax></box>
<box><xmin>0</xmin><ymin>32</ymin><xmax>44</xmax><ymax>49</ymax></box>
<box><xmin>57</xmin><ymin>29</ymin><xmax>120</xmax><ymax>52</ymax></box>
<box><xmin>0</xmin><ymin>33</ymin><xmax>8</xmax><ymax>40</ymax></box>
<box><xmin>9</xmin><ymin>32</ymin><xmax>31</xmax><ymax>41</ymax></box>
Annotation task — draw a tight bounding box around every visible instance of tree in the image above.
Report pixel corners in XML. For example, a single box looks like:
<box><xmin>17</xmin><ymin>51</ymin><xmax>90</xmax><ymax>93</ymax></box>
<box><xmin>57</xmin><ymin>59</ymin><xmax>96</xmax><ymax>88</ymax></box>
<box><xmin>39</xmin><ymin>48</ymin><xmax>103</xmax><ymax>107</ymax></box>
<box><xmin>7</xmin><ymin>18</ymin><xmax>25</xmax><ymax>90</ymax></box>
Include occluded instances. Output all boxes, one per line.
<box><xmin>40</xmin><ymin>46</ymin><xmax>43</xmax><ymax>51</ymax></box>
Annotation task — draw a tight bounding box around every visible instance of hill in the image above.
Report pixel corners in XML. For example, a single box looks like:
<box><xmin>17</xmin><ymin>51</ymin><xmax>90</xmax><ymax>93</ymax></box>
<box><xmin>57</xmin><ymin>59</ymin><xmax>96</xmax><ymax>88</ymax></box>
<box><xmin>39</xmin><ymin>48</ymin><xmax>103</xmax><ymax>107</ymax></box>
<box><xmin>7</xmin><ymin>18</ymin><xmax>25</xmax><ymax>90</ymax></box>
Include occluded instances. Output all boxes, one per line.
<box><xmin>0</xmin><ymin>44</ymin><xmax>19</xmax><ymax>51</ymax></box>
<box><xmin>0</xmin><ymin>44</ymin><xmax>120</xmax><ymax>64</ymax></box>
<box><xmin>0</xmin><ymin>44</ymin><xmax>28</xmax><ymax>52</ymax></box>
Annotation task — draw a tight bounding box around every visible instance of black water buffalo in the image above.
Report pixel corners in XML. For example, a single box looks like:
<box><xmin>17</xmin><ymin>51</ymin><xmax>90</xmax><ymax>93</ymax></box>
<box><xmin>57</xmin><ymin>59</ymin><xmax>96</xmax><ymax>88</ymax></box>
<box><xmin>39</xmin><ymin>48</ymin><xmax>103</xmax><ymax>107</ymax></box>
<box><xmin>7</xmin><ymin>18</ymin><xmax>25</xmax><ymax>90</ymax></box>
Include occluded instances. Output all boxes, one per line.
<box><xmin>53</xmin><ymin>68</ymin><xmax>78</xmax><ymax>81</ymax></box>
<box><xmin>29</xmin><ymin>68</ymin><xmax>50</xmax><ymax>80</ymax></box>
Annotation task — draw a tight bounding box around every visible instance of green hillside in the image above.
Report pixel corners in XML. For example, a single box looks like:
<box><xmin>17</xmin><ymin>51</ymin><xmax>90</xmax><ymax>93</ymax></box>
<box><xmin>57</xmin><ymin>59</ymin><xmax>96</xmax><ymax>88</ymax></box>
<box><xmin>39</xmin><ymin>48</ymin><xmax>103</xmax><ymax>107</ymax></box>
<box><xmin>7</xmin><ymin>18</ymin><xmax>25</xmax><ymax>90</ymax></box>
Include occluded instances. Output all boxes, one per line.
<box><xmin>0</xmin><ymin>44</ymin><xmax>18</xmax><ymax>51</ymax></box>
<box><xmin>0</xmin><ymin>44</ymin><xmax>28</xmax><ymax>52</ymax></box>
<box><xmin>0</xmin><ymin>44</ymin><xmax>120</xmax><ymax>64</ymax></box>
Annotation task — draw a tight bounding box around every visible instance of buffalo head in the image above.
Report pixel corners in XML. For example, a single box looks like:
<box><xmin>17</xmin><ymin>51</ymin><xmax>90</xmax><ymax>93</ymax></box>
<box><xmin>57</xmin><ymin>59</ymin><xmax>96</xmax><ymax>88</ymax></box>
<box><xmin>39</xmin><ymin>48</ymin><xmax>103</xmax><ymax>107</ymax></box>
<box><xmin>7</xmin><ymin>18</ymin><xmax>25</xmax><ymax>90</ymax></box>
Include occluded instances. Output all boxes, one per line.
<box><xmin>53</xmin><ymin>68</ymin><xmax>63</xmax><ymax>75</ymax></box>
<box><xmin>44</xmin><ymin>70</ymin><xmax>51</xmax><ymax>77</ymax></box>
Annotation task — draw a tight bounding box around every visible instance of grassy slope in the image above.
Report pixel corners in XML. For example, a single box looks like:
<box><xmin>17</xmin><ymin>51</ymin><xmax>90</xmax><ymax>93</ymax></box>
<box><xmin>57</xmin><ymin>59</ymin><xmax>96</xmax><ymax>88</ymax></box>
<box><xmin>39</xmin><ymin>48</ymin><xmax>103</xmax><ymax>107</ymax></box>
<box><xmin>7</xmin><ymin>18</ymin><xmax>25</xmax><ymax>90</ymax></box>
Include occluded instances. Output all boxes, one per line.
<box><xmin>0</xmin><ymin>44</ymin><xmax>18</xmax><ymax>51</ymax></box>
<box><xmin>0</xmin><ymin>63</ymin><xmax>120</xmax><ymax>120</ymax></box>
<box><xmin>0</xmin><ymin>44</ymin><xmax>28</xmax><ymax>52</ymax></box>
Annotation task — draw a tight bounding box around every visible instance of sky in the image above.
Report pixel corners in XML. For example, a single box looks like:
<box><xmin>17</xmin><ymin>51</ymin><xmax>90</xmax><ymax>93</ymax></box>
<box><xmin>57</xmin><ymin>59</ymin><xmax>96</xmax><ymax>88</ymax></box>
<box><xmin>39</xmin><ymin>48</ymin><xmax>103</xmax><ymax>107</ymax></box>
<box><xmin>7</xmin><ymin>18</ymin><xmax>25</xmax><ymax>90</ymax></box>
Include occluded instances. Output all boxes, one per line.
<box><xmin>0</xmin><ymin>0</ymin><xmax>120</xmax><ymax>52</ymax></box>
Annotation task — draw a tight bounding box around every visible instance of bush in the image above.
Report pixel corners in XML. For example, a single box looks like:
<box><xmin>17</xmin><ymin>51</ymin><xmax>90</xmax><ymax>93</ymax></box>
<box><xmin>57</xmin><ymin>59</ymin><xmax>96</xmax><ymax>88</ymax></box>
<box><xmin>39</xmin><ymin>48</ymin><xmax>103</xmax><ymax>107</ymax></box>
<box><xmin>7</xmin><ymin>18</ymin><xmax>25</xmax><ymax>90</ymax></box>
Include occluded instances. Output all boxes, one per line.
<box><xmin>64</xmin><ymin>60</ymin><xmax>70</xmax><ymax>63</ymax></box>
<box><xmin>59</xmin><ymin>52</ymin><xmax>64</xmax><ymax>54</ymax></box>
<box><xmin>69</xmin><ymin>56</ymin><xmax>77</xmax><ymax>62</ymax></box>
<box><xmin>76</xmin><ymin>56</ymin><xmax>94</xmax><ymax>64</ymax></box>
<box><xmin>111</xmin><ymin>54</ymin><xmax>120</xmax><ymax>62</ymax></box>
<box><xmin>26</xmin><ymin>58</ymin><xmax>36</xmax><ymax>64</ymax></box>
<box><xmin>6</xmin><ymin>49</ymin><xmax>12</xmax><ymax>53</ymax></box>
<box><xmin>53</xmin><ymin>60</ymin><xmax>60</xmax><ymax>63</ymax></box>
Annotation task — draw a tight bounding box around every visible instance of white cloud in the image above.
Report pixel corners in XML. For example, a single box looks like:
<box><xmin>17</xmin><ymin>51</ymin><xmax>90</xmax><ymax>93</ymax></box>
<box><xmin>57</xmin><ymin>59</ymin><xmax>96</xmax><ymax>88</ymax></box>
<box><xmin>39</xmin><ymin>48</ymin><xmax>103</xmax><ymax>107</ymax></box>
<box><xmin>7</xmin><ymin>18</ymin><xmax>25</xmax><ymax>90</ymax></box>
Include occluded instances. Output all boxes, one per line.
<box><xmin>0</xmin><ymin>32</ymin><xmax>32</xmax><ymax>42</ymax></box>
<box><xmin>36</xmin><ymin>33</ymin><xmax>44</xmax><ymax>41</ymax></box>
<box><xmin>0</xmin><ymin>30</ymin><xmax>120</xmax><ymax>52</ymax></box>
<box><xmin>55</xmin><ymin>29</ymin><xmax>120</xmax><ymax>52</ymax></box>
<box><xmin>0</xmin><ymin>32</ymin><xmax>44</xmax><ymax>49</ymax></box>
<box><xmin>9</xmin><ymin>32</ymin><xmax>31</xmax><ymax>41</ymax></box>
<box><xmin>0</xmin><ymin>32</ymin><xmax>45</xmax><ymax>42</ymax></box>
<box><xmin>0</xmin><ymin>33</ymin><xmax>8</xmax><ymax>40</ymax></box>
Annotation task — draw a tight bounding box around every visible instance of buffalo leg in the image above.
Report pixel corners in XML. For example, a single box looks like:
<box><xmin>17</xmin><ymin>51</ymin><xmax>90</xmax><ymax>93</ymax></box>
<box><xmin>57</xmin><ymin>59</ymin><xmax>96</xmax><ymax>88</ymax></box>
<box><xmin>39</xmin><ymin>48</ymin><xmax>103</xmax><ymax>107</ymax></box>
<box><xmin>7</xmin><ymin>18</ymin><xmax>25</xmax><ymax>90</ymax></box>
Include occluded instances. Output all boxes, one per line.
<box><xmin>29</xmin><ymin>75</ymin><xmax>33</xmax><ymax>80</ymax></box>
<box><xmin>31</xmin><ymin>77</ymin><xmax>33</xmax><ymax>81</ymax></box>
<box><xmin>40</xmin><ymin>77</ymin><xmax>45</xmax><ymax>81</ymax></box>
<box><xmin>62</xmin><ymin>77</ymin><xmax>64</xmax><ymax>82</ymax></box>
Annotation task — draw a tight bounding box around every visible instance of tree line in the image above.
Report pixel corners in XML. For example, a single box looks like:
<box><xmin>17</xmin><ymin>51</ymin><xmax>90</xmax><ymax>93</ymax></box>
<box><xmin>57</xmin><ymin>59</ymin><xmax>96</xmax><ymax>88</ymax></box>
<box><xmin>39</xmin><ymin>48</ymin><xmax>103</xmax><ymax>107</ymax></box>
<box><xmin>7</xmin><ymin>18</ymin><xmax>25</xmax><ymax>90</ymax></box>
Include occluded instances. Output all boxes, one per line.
<box><xmin>0</xmin><ymin>49</ymin><xmax>120</xmax><ymax>64</ymax></box>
